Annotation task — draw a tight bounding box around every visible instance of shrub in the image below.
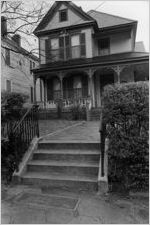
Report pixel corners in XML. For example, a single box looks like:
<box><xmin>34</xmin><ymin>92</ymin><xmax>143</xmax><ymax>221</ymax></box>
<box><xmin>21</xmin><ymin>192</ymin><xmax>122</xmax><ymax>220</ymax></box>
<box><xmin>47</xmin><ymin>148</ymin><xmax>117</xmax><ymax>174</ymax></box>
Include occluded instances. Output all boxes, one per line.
<box><xmin>70</xmin><ymin>104</ymin><xmax>86</xmax><ymax>120</ymax></box>
<box><xmin>102</xmin><ymin>81</ymin><xmax>149</xmax><ymax>192</ymax></box>
<box><xmin>1</xmin><ymin>91</ymin><xmax>28</xmax><ymax>121</ymax></box>
<box><xmin>1</xmin><ymin>91</ymin><xmax>29</xmax><ymax>183</ymax></box>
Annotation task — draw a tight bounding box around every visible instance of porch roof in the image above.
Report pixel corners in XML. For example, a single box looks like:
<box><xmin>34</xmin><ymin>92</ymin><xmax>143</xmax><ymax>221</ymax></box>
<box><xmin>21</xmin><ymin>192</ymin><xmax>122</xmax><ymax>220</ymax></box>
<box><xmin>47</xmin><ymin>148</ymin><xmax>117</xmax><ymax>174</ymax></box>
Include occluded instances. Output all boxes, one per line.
<box><xmin>33</xmin><ymin>51</ymin><xmax>149</xmax><ymax>75</ymax></box>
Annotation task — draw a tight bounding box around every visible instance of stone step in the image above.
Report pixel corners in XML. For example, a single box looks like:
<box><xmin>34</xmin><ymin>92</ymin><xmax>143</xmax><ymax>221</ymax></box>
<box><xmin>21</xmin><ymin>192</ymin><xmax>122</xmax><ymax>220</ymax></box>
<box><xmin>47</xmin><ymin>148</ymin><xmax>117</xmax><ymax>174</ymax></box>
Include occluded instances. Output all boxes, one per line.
<box><xmin>35</xmin><ymin>149</ymin><xmax>100</xmax><ymax>154</ymax></box>
<box><xmin>21</xmin><ymin>172</ymin><xmax>98</xmax><ymax>192</ymax></box>
<box><xmin>27</xmin><ymin>160</ymin><xmax>99</xmax><ymax>176</ymax></box>
<box><xmin>38</xmin><ymin>141</ymin><xmax>100</xmax><ymax>150</ymax></box>
<box><xmin>33</xmin><ymin>150</ymin><xmax>100</xmax><ymax>163</ymax></box>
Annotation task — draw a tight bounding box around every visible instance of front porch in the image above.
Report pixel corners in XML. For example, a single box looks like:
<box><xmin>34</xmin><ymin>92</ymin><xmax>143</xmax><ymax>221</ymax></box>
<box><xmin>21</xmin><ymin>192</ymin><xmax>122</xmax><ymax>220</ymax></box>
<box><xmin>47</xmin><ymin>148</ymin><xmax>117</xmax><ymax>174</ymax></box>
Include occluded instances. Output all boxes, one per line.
<box><xmin>33</xmin><ymin>52</ymin><xmax>149</xmax><ymax>113</ymax></box>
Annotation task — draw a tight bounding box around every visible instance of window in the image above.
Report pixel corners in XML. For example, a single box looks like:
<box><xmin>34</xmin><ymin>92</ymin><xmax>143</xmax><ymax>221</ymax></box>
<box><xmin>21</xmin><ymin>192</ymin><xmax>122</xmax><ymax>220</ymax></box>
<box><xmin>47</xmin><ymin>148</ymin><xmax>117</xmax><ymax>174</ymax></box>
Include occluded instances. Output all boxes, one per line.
<box><xmin>51</xmin><ymin>38</ymin><xmax>59</xmax><ymax>61</ymax></box>
<box><xmin>6</xmin><ymin>80</ymin><xmax>11</xmax><ymax>92</ymax></box>
<box><xmin>71</xmin><ymin>35</ymin><xmax>80</xmax><ymax>59</ymax></box>
<box><xmin>30</xmin><ymin>60</ymin><xmax>32</xmax><ymax>70</ymax></box>
<box><xmin>59</xmin><ymin>9</ymin><xmax>68</xmax><ymax>22</ymax></box>
<box><xmin>45</xmin><ymin>33</ymin><xmax>86</xmax><ymax>62</ymax></box>
<box><xmin>30</xmin><ymin>87</ymin><xmax>33</xmax><ymax>103</ymax></box>
<box><xmin>32</xmin><ymin>62</ymin><xmax>35</xmax><ymax>68</ymax></box>
<box><xmin>5</xmin><ymin>48</ymin><xmax>10</xmax><ymax>65</ymax></box>
<box><xmin>98</xmin><ymin>38</ymin><xmax>110</xmax><ymax>56</ymax></box>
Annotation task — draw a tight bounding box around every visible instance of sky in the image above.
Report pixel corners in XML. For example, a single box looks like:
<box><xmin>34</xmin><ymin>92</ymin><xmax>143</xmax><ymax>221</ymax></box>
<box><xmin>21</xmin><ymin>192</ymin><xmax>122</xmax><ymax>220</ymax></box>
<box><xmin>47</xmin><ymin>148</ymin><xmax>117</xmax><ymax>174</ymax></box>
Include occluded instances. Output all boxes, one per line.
<box><xmin>22</xmin><ymin>0</ymin><xmax>149</xmax><ymax>52</ymax></box>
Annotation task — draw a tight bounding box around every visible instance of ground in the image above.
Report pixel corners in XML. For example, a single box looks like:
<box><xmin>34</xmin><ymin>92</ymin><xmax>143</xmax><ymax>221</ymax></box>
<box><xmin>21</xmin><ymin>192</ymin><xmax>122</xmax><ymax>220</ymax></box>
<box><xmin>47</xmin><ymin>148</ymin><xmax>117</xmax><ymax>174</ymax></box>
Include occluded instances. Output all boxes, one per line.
<box><xmin>1</xmin><ymin>120</ymin><xmax>149</xmax><ymax>224</ymax></box>
<box><xmin>1</xmin><ymin>184</ymin><xmax>149</xmax><ymax>224</ymax></box>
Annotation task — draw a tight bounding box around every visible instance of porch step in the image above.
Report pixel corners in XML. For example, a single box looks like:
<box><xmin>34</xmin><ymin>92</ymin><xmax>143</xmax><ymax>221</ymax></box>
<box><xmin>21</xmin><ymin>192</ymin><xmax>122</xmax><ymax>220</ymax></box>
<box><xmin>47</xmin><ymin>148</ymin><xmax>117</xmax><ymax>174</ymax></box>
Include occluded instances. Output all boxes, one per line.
<box><xmin>27</xmin><ymin>160</ymin><xmax>99</xmax><ymax>176</ymax></box>
<box><xmin>19</xmin><ymin>141</ymin><xmax>100</xmax><ymax>192</ymax></box>
<box><xmin>33</xmin><ymin>149</ymin><xmax>100</xmax><ymax>162</ymax></box>
<box><xmin>21</xmin><ymin>172</ymin><xmax>98</xmax><ymax>192</ymax></box>
<box><xmin>38</xmin><ymin>141</ymin><xmax>100</xmax><ymax>150</ymax></box>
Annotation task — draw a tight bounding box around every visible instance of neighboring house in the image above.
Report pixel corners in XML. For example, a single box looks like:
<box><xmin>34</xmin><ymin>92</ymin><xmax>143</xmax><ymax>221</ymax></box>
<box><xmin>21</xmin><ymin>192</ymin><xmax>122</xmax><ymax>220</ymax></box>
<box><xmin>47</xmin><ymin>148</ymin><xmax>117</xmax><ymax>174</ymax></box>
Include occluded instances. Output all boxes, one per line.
<box><xmin>32</xmin><ymin>1</ymin><xmax>149</xmax><ymax>110</ymax></box>
<box><xmin>1</xmin><ymin>17</ymin><xmax>40</xmax><ymax>103</ymax></box>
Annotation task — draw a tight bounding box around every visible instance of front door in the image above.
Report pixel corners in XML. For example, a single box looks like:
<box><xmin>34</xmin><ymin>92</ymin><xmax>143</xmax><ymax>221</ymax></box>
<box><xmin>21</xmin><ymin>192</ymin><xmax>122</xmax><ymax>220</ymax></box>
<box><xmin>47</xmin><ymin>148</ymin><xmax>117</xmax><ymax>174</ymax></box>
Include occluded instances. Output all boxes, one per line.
<box><xmin>100</xmin><ymin>73</ymin><xmax>114</xmax><ymax>95</ymax></box>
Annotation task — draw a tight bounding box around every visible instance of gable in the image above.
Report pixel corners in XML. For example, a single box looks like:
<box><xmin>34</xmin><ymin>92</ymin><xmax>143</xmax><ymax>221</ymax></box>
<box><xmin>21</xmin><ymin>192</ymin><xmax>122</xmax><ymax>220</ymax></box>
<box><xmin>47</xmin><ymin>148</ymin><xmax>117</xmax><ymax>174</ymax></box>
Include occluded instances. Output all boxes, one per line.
<box><xmin>34</xmin><ymin>1</ymin><xmax>95</xmax><ymax>34</ymax></box>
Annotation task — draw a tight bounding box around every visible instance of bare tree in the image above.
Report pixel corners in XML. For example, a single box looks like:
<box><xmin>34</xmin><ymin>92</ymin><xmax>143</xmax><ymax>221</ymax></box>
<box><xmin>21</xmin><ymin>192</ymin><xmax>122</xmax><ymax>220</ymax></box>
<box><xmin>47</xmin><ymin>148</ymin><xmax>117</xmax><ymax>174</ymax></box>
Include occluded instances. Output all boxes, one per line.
<box><xmin>1</xmin><ymin>1</ymin><xmax>57</xmax><ymax>61</ymax></box>
<box><xmin>1</xmin><ymin>1</ymin><xmax>46</xmax><ymax>36</ymax></box>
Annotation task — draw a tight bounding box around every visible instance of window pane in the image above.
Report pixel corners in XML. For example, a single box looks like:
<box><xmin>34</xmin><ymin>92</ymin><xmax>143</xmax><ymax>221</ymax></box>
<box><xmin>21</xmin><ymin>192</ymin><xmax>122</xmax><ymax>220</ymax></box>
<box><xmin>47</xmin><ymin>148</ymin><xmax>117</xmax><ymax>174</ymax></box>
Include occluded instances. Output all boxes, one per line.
<box><xmin>5</xmin><ymin>49</ymin><xmax>10</xmax><ymax>65</ymax></box>
<box><xmin>71</xmin><ymin>46</ymin><xmax>80</xmax><ymax>58</ymax></box>
<box><xmin>51</xmin><ymin>39</ymin><xmax>59</xmax><ymax>49</ymax></box>
<box><xmin>30</xmin><ymin>87</ymin><xmax>33</xmax><ymax>103</ymax></box>
<box><xmin>59</xmin><ymin>10</ymin><xmax>67</xmax><ymax>22</ymax></box>
<box><xmin>71</xmin><ymin>35</ymin><xmax>79</xmax><ymax>46</ymax></box>
<box><xmin>6</xmin><ymin>80</ymin><xmax>11</xmax><ymax>92</ymax></box>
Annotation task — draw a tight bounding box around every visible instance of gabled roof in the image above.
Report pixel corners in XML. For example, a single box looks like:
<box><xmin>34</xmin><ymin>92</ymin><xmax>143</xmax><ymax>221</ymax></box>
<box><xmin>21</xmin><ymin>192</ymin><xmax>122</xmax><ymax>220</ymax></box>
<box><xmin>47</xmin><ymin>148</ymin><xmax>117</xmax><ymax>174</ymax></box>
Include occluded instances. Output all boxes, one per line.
<box><xmin>34</xmin><ymin>1</ymin><xmax>95</xmax><ymax>35</ymax></box>
<box><xmin>87</xmin><ymin>10</ymin><xmax>136</xmax><ymax>28</ymax></box>
<box><xmin>2</xmin><ymin>36</ymin><xmax>39</xmax><ymax>61</ymax></box>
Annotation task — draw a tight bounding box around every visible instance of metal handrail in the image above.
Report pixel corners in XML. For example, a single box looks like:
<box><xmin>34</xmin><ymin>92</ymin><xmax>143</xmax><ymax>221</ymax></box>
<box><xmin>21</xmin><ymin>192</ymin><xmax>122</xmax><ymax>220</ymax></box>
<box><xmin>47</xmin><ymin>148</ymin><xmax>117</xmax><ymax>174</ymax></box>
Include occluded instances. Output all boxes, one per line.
<box><xmin>13</xmin><ymin>107</ymin><xmax>31</xmax><ymax>133</ymax></box>
<box><xmin>99</xmin><ymin>109</ymin><xmax>106</xmax><ymax>177</ymax></box>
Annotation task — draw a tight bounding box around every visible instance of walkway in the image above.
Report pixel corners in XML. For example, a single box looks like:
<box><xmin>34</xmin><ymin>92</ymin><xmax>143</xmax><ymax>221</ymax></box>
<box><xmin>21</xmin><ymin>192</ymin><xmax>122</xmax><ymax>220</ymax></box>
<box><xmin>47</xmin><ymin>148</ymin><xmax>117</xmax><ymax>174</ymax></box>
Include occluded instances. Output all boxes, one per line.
<box><xmin>2</xmin><ymin>184</ymin><xmax>149</xmax><ymax>224</ymax></box>
<box><xmin>1</xmin><ymin>120</ymin><xmax>149</xmax><ymax>223</ymax></box>
<box><xmin>41</xmin><ymin>120</ymin><xmax>100</xmax><ymax>142</ymax></box>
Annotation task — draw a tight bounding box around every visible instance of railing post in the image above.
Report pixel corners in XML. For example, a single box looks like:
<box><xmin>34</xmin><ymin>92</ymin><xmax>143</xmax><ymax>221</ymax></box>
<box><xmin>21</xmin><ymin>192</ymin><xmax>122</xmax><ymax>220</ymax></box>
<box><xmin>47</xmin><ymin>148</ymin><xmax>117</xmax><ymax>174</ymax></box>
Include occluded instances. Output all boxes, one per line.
<box><xmin>99</xmin><ymin>109</ymin><xmax>105</xmax><ymax>177</ymax></box>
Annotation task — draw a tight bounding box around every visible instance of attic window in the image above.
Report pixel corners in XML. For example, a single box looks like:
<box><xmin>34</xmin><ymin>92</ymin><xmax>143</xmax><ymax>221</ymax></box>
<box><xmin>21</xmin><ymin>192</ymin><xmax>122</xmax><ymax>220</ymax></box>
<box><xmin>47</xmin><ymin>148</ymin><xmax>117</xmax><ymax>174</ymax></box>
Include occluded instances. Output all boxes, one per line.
<box><xmin>59</xmin><ymin>9</ymin><xmax>68</xmax><ymax>22</ymax></box>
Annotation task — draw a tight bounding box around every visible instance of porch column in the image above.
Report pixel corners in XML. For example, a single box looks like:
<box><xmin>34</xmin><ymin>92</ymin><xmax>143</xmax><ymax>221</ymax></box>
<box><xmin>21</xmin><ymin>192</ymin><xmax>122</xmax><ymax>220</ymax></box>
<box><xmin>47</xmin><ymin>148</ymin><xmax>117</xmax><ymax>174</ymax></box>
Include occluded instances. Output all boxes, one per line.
<box><xmin>43</xmin><ymin>78</ymin><xmax>47</xmax><ymax>108</ymax></box>
<box><xmin>88</xmin><ymin>69</ymin><xmax>95</xmax><ymax>107</ymax></box>
<box><xmin>33</xmin><ymin>75</ymin><xmax>37</xmax><ymax>104</ymax></box>
<box><xmin>58</xmin><ymin>72</ymin><xmax>64</xmax><ymax>99</ymax></box>
<box><xmin>111</xmin><ymin>65</ymin><xmax>125</xmax><ymax>84</ymax></box>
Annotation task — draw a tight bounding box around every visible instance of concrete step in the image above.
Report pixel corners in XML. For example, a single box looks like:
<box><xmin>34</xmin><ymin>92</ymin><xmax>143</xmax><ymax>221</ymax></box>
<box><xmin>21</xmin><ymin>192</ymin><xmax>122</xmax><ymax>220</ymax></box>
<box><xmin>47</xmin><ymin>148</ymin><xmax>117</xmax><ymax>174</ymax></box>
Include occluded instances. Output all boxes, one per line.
<box><xmin>27</xmin><ymin>160</ymin><xmax>99</xmax><ymax>176</ymax></box>
<box><xmin>33</xmin><ymin>150</ymin><xmax>100</xmax><ymax>163</ymax></box>
<box><xmin>38</xmin><ymin>141</ymin><xmax>100</xmax><ymax>150</ymax></box>
<box><xmin>21</xmin><ymin>172</ymin><xmax>98</xmax><ymax>192</ymax></box>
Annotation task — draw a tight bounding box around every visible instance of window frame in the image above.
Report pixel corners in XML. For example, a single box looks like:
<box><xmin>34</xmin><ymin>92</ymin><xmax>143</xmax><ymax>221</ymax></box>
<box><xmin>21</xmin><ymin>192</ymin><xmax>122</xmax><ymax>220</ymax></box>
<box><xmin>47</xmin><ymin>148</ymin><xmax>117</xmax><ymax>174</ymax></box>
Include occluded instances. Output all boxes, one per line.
<box><xmin>59</xmin><ymin>9</ymin><xmax>68</xmax><ymax>22</ymax></box>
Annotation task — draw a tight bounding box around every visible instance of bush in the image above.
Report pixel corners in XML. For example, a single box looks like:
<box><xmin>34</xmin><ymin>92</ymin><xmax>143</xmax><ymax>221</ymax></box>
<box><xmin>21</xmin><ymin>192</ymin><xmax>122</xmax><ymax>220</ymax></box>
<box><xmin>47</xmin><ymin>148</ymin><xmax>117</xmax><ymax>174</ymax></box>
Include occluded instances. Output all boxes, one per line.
<box><xmin>1</xmin><ymin>91</ymin><xmax>28</xmax><ymax>121</ymax></box>
<box><xmin>102</xmin><ymin>82</ymin><xmax>149</xmax><ymax>192</ymax></box>
<box><xmin>70</xmin><ymin>104</ymin><xmax>87</xmax><ymax>120</ymax></box>
<box><xmin>1</xmin><ymin>91</ymin><xmax>29</xmax><ymax>183</ymax></box>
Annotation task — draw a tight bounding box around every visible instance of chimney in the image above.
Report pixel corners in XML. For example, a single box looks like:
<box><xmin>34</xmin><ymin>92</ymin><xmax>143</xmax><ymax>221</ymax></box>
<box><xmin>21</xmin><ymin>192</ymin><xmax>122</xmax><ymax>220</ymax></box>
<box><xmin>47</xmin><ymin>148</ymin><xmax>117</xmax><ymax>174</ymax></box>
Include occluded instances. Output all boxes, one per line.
<box><xmin>12</xmin><ymin>34</ymin><xmax>21</xmax><ymax>47</ymax></box>
<box><xmin>1</xmin><ymin>16</ymin><xmax>7</xmax><ymax>37</ymax></box>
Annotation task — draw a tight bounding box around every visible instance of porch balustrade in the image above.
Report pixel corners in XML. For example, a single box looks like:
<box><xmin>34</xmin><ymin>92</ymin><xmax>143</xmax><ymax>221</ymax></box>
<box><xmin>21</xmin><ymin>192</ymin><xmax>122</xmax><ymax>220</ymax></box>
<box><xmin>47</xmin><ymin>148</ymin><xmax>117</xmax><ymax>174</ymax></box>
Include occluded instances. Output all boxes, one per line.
<box><xmin>37</xmin><ymin>87</ymin><xmax>90</xmax><ymax>109</ymax></box>
<box><xmin>50</xmin><ymin>45</ymin><xmax>82</xmax><ymax>61</ymax></box>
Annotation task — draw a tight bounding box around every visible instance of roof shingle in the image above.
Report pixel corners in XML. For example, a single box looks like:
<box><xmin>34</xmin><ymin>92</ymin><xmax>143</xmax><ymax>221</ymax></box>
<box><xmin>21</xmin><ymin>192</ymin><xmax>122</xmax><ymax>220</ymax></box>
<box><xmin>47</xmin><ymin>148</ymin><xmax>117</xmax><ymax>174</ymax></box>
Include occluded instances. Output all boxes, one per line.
<box><xmin>87</xmin><ymin>10</ymin><xmax>136</xmax><ymax>28</ymax></box>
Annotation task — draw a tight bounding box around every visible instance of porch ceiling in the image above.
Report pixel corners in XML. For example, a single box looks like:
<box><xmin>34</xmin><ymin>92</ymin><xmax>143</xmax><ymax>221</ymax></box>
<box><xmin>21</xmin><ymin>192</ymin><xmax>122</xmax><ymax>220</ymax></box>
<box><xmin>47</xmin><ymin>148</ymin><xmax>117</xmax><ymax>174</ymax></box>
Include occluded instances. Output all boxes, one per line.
<box><xmin>33</xmin><ymin>51</ymin><xmax>149</xmax><ymax>78</ymax></box>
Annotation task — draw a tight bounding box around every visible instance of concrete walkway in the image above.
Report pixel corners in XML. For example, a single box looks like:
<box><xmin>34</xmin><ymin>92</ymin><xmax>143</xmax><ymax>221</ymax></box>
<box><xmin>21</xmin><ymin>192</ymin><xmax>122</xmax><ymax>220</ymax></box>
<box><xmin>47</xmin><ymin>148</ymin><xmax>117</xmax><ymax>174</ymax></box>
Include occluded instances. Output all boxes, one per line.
<box><xmin>2</xmin><ymin>121</ymin><xmax>149</xmax><ymax>224</ymax></box>
<box><xmin>2</xmin><ymin>184</ymin><xmax>149</xmax><ymax>224</ymax></box>
<box><xmin>43</xmin><ymin>121</ymin><xmax>100</xmax><ymax>142</ymax></box>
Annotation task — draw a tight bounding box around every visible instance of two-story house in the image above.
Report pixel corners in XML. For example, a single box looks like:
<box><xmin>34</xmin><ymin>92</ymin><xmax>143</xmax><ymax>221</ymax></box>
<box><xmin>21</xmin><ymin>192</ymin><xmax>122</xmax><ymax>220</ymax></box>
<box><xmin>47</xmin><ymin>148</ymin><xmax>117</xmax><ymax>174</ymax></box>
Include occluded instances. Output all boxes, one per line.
<box><xmin>1</xmin><ymin>16</ymin><xmax>41</xmax><ymax>104</ymax></box>
<box><xmin>32</xmin><ymin>1</ymin><xmax>149</xmax><ymax>111</ymax></box>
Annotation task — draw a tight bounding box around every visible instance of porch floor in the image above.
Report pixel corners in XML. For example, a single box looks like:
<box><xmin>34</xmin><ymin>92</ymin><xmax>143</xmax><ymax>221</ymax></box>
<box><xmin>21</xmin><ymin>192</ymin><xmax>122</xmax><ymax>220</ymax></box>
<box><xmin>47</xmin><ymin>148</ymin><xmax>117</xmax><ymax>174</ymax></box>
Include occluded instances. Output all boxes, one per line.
<box><xmin>39</xmin><ymin>120</ymin><xmax>100</xmax><ymax>142</ymax></box>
